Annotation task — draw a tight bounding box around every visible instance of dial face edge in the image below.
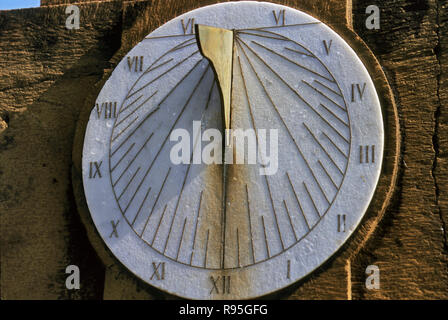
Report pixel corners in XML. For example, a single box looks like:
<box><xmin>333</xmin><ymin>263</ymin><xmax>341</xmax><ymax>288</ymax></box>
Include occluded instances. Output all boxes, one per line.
<box><xmin>81</xmin><ymin>1</ymin><xmax>384</xmax><ymax>299</ymax></box>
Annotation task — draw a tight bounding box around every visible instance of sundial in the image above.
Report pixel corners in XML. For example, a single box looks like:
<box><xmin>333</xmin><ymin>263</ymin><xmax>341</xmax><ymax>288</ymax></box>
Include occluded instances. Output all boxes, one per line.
<box><xmin>82</xmin><ymin>1</ymin><xmax>384</xmax><ymax>299</ymax></box>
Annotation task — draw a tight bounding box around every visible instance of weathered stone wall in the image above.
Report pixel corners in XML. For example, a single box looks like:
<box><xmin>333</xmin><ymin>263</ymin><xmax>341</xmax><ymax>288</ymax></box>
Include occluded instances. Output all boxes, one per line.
<box><xmin>0</xmin><ymin>0</ymin><xmax>446</xmax><ymax>299</ymax></box>
<box><xmin>350</xmin><ymin>0</ymin><xmax>448</xmax><ymax>299</ymax></box>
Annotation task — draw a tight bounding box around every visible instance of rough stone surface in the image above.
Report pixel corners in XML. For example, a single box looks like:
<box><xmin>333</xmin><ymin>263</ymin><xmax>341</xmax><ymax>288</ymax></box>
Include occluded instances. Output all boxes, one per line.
<box><xmin>0</xmin><ymin>0</ymin><xmax>446</xmax><ymax>299</ymax></box>
<box><xmin>0</xmin><ymin>1</ymin><xmax>123</xmax><ymax>300</ymax></box>
<box><xmin>351</xmin><ymin>0</ymin><xmax>448</xmax><ymax>299</ymax></box>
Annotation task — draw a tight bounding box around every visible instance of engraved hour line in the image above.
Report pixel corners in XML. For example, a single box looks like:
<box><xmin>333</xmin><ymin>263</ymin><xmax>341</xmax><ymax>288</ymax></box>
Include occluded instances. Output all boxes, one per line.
<box><xmin>238</xmin><ymin>28</ymin><xmax>316</xmax><ymax>58</ymax></box>
<box><xmin>127</xmin><ymin>50</ymin><xmax>200</xmax><ymax>100</ymax></box>
<box><xmin>237</xmin><ymin>41</ymin><xmax>334</xmax><ymax>200</ymax></box>
<box><xmin>245</xmin><ymin>184</ymin><xmax>256</xmax><ymax>264</ymax></box>
<box><xmin>204</xmin><ymin>80</ymin><xmax>216</xmax><ymax>110</ymax></box>
<box><xmin>156</xmin><ymin>58</ymin><xmax>205</xmax><ymax>107</ymax></box>
<box><xmin>142</xmin><ymin>167</ymin><xmax>171</xmax><ymax>226</ymax></box>
<box><xmin>144</xmin><ymin>58</ymin><xmax>174</xmax><ymax>75</ymax></box>
<box><xmin>124</xmin><ymin>37</ymin><xmax>197</xmax><ymax>103</ymax></box>
<box><xmin>241</xmin><ymin>21</ymin><xmax>320</xmax><ymax>31</ymax></box>
<box><xmin>150</xmin><ymin>204</ymin><xmax>167</xmax><ymax>246</ymax></box>
<box><xmin>189</xmin><ymin>191</ymin><xmax>203</xmax><ymax>265</ymax></box>
<box><xmin>161</xmin><ymin>68</ymin><xmax>211</xmax><ymax>256</ymax></box>
<box><xmin>235</xmin><ymin>30</ymin><xmax>315</xmax><ymax>58</ymax></box>
<box><xmin>112</xmin><ymin>132</ymin><xmax>154</xmax><ymax>187</ymax></box>
<box><xmin>286</xmin><ymin>172</ymin><xmax>311</xmax><ymax>231</ymax></box>
<box><xmin>123</xmin><ymin>179</ymin><xmax>146</xmax><ymax>216</ymax></box>
<box><xmin>110</xmin><ymin>106</ymin><xmax>160</xmax><ymax>159</ymax></box>
<box><xmin>319</xmin><ymin>103</ymin><xmax>349</xmax><ymax>128</ymax></box>
<box><xmin>104</xmin><ymin>24</ymin><xmax>350</xmax><ymax>269</ymax></box>
<box><xmin>111</xmin><ymin>116</ymin><xmax>139</xmax><ymax>143</ymax></box>
<box><xmin>145</xmin><ymin>36</ymin><xmax>195</xmax><ymax>65</ymax></box>
<box><xmin>174</xmin><ymin>40</ymin><xmax>199</xmax><ymax>52</ymax></box>
<box><xmin>302</xmin><ymin>80</ymin><xmax>346</xmax><ymax>111</ymax></box>
<box><xmin>117</xmin><ymin>62</ymin><xmax>209</xmax><ymax>220</ymax></box>
<box><xmin>236</xmin><ymin>30</ymin><xmax>290</xmax><ymax>42</ymax></box>
<box><xmin>303</xmin><ymin>182</ymin><xmax>321</xmax><ymax>218</ymax></box>
<box><xmin>131</xmin><ymin>187</ymin><xmax>151</xmax><ymax>224</ymax></box>
<box><xmin>261</xmin><ymin>216</ymin><xmax>270</xmax><ymax>258</ymax></box>
<box><xmin>239</xmin><ymin>44</ymin><xmax>324</xmax><ymax>239</ymax></box>
<box><xmin>250</xmin><ymin>40</ymin><xmax>334</xmax><ymax>83</ymax></box>
<box><xmin>236</xmin><ymin>37</ymin><xmax>346</xmax><ymax>147</ymax></box>
<box><xmin>126</xmin><ymin>47</ymin><xmax>198</xmax><ymax>104</ymax></box>
<box><xmin>111</xmin><ymin>142</ymin><xmax>135</xmax><ymax>172</ymax></box>
<box><xmin>162</xmin><ymin>105</ymin><xmax>204</xmax><ymax>256</ymax></box>
<box><xmin>220</xmin><ymin>172</ymin><xmax>227</xmax><ymax>268</ymax></box>
<box><xmin>162</xmin><ymin>151</ymin><xmax>193</xmax><ymax>255</ymax></box>
<box><xmin>240</xmin><ymin>48</ymin><xmax>319</xmax><ymax>243</ymax></box>
<box><xmin>175</xmin><ymin>217</ymin><xmax>188</xmax><ymax>261</ymax></box>
<box><xmin>314</xmin><ymin>79</ymin><xmax>343</xmax><ymax>98</ymax></box>
<box><xmin>322</xmin><ymin>131</ymin><xmax>349</xmax><ymax>162</ymax></box>
<box><xmin>117</xmin><ymin>90</ymin><xmax>158</xmax><ymax>124</ymax></box>
<box><xmin>318</xmin><ymin>160</ymin><xmax>338</xmax><ymax>190</ymax></box>
<box><xmin>294</xmin><ymin>128</ymin><xmax>332</xmax><ymax>205</ymax></box>
<box><xmin>119</xmin><ymin>94</ymin><xmax>142</xmax><ymax>114</ymax></box>
<box><xmin>283</xmin><ymin>200</ymin><xmax>298</xmax><ymax>242</ymax></box>
<box><xmin>299</xmin><ymin>87</ymin><xmax>350</xmax><ymax>145</ymax></box>
<box><xmin>187</xmin><ymin>81</ymin><xmax>213</xmax><ymax>263</ymax></box>
<box><xmin>241</xmin><ymin>50</ymin><xmax>284</xmax><ymax>248</ymax></box>
<box><xmin>237</xmin><ymin>53</ymin><xmax>284</xmax><ymax>252</ymax></box>
<box><xmin>265</xmin><ymin>176</ymin><xmax>285</xmax><ymax>250</ymax></box>
<box><xmin>140</xmin><ymin>167</ymin><xmax>171</xmax><ymax>237</ymax></box>
<box><xmin>284</xmin><ymin>47</ymin><xmax>314</xmax><ymax>58</ymax></box>
<box><xmin>303</xmin><ymin>122</ymin><xmax>347</xmax><ymax>168</ymax></box>
<box><xmin>136</xmin><ymin>39</ymin><xmax>196</xmax><ymax>80</ymax></box>
<box><xmin>237</xmin><ymin>39</ymin><xmax>332</xmax><ymax>211</ymax></box>
<box><xmin>117</xmin><ymin>167</ymin><xmax>141</xmax><ymax>201</ymax></box>
<box><xmin>204</xmin><ymin>229</ymin><xmax>210</xmax><ymax>268</ymax></box>
<box><xmin>114</xmin><ymin>95</ymin><xmax>157</xmax><ymax>134</ymax></box>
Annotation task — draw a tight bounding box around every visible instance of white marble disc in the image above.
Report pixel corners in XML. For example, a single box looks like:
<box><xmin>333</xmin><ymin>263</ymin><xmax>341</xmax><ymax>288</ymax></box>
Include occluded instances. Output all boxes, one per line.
<box><xmin>82</xmin><ymin>1</ymin><xmax>384</xmax><ymax>299</ymax></box>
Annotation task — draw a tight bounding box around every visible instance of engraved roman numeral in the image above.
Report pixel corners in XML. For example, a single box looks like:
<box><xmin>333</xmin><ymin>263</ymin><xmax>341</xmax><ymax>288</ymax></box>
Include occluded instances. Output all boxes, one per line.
<box><xmin>360</xmin><ymin>145</ymin><xmax>375</xmax><ymax>163</ymax></box>
<box><xmin>95</xmin><ymin>102</ymin><xmax>117</xmax><ymax>119</ymax></box>
<box><xmin>181</xmin><ymin>18</ymin><xmax>195</xmax><ymax>34</ymax></box>
<box><xmin>351</xmin><ymin>83</ymin><xmax>367</xmax><ymax>102</ymax></box>
<box><xmin>150</xmin><ymin>262</ymin><xmax>165</xmax><ymax>280</ymax></box>
<box><xmin>127</xmin><ymin>56</ymin><xmax>144</xmax><ymax>72</ymax></box>
<box><xmin>287</xmin><ymin>260</ymin><xmax>291</xmax><ymax>279</ymax></box>
<box><xmin>210</xmin><ymin>275</ymin><xmax>231</xmax><ymax>294</ymax></box>
<box><xmin>337</xmin><ymin>214</ymin><xmax>346</xmax><ymax>232</ymax></box>
<box><xmin>109</xmin><ymin>220</ymin><xmax>120</xmax><ymax>238</ymax></box>
<box><xmin>89</xmin><ymin>161</ymin><xmax>102</xmax><ymax>179</ymax></box>
<box><xmin>323</xmin><ymin>40</ymin><xmax>333</xmax><ymax>54</ymax></box>
<box><xmin>272</xmin><ymin>9</ymin><xmax>286</xmax><ymax>25</ymax></box>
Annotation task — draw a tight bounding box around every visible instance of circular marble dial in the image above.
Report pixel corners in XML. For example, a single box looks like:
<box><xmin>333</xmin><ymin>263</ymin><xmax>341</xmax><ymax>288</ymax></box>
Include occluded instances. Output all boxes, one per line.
<box><xmin>82</xmin><ymin>1</ymin><xmax>384</xmax><ymax>299</ymax></box>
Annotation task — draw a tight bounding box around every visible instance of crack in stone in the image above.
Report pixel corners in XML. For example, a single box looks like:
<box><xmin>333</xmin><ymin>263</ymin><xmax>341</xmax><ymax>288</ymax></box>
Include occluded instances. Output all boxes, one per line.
<box><xmin>432</xmin><ymin>0</ymin><xmax>448</xmax><ymax>253</ymax></box>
